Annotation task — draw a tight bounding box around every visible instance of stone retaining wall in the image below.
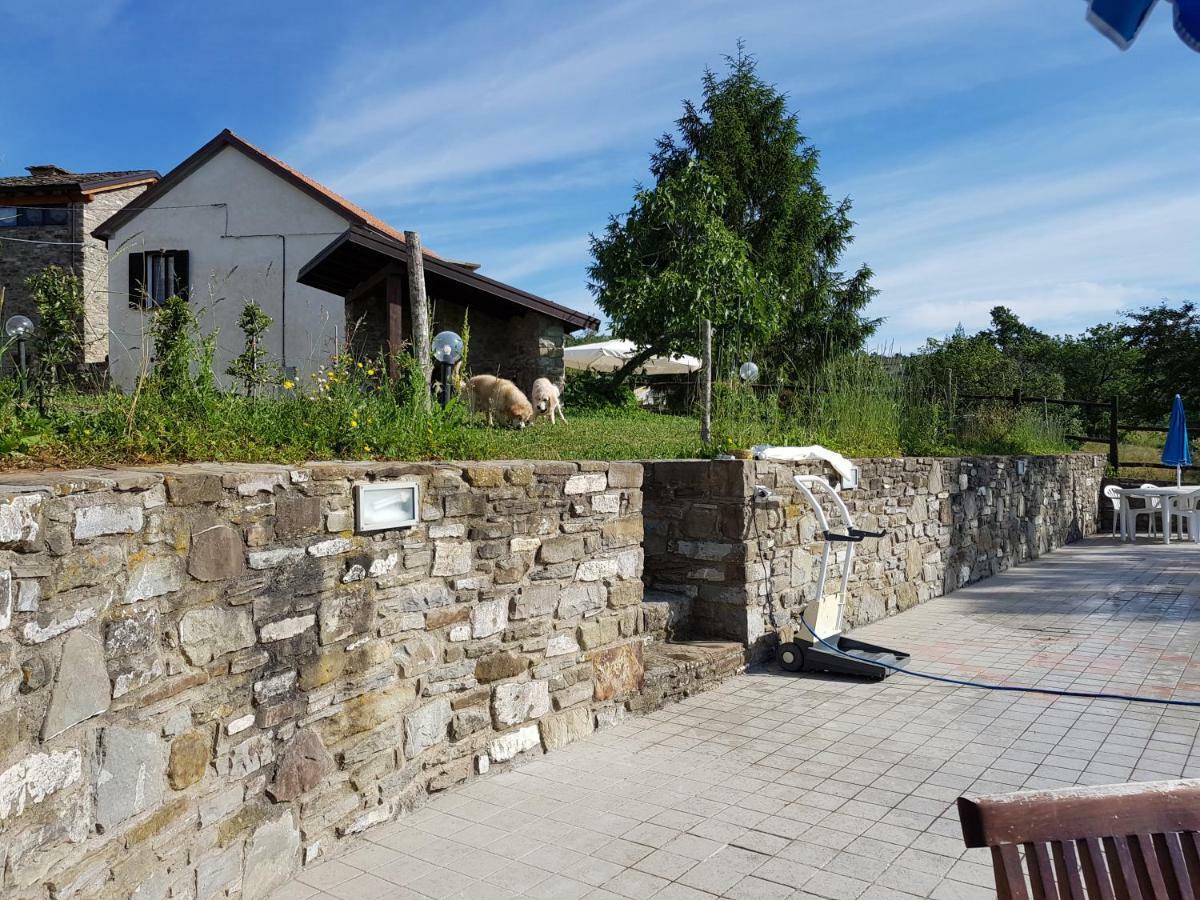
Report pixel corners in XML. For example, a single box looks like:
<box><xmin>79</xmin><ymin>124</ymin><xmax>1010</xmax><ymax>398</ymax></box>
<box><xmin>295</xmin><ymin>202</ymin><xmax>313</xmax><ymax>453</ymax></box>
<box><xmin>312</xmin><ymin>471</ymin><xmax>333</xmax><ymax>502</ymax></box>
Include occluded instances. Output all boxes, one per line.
<box><xmin>642</xmin><ymin>454</ymin><xmax>1105</xmax><ymax>655</ymax></box>
<box><xmin>0</xmin><ymin>460</ymin><xmax>644</xmax><ymax>899</ymax></box>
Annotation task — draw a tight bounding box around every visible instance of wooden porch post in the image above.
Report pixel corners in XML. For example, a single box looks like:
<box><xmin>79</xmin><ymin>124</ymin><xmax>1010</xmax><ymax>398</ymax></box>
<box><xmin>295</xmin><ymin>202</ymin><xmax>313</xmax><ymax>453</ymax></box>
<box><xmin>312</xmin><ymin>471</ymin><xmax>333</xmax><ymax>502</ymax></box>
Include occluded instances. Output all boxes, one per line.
<box><xmin>405</xmin><ymin>230</ymin><xmax>433</xmax><ymax>410</ymax></box>
<box><xmin>385</xmin><ymin>271</ymin><xmax>404</xmax><ymax>380</ymax></box>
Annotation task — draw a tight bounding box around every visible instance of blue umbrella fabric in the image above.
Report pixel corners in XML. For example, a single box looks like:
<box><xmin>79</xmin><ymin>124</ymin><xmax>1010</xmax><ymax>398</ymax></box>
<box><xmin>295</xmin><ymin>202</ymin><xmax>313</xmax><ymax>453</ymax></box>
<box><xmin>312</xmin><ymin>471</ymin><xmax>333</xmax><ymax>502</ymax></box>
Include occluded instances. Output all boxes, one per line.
<box><xmin>1162</xmin><ymin>394</ymin><xmax>1192</xmax><ymax>485</ymax></box>
<box><xmin>1084</xmin><ymin>0</ymin><xmax>1200</xmax><ymax>51</ymax></box>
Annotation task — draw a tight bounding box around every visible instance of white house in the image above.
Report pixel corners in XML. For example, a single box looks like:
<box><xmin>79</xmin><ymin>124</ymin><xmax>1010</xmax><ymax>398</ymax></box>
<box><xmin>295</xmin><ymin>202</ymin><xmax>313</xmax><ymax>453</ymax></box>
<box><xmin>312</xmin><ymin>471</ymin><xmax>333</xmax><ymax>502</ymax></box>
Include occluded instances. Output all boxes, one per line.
<box><xmin>93</xmin><ymin>129</ymin><xmax>596</xmax><ymax>390</ymax></box>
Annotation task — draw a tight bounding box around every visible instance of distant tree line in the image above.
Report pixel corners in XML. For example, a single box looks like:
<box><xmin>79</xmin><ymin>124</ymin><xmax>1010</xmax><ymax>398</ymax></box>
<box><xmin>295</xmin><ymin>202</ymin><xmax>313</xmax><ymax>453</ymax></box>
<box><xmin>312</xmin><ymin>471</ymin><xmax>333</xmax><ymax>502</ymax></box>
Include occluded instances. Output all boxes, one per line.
<box><xmin>906</xmin><ymin>302</ymin><xmax>1200</xmax><ymax>425</ymax></box>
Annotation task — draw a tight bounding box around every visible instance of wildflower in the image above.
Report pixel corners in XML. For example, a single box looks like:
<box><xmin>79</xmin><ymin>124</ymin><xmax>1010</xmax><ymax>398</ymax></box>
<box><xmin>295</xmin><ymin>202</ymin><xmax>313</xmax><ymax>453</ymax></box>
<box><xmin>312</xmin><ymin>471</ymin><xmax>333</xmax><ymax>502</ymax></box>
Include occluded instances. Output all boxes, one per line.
<box><xmin>357</xmin><ymin>362</ymin><xmax>363</xmax><ymax>369</ymax></box>
<box><xmin>366</xmin><ymin>368</ymin><xmax>376</xmax><ymax>376</ymax></box>
<box><xmin>282</xmin><ymin>379</ymin><xmax>295</xmax><ymax>390</ymax></box>
<box><xmin>350</xmin><ymin>419</ymin><xmax>358</xmax><ymax>428</ymax></box>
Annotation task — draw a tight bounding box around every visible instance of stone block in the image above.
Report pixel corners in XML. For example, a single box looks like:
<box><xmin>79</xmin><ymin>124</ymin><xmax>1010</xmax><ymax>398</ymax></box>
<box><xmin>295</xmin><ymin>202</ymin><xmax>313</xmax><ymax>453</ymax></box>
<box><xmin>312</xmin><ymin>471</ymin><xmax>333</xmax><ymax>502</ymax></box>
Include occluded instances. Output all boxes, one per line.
<box><xmin>319</xmin><ymin>590</ymin><xmax>374</xmax><ymax>644</ymax></box>
<box><xmin>247</xmin><ymin>547</ymin><xmax>305</xmax><ymax>569</ymax></box>
<box><xmin>607</xmin><ymin>580</ymin><xmax>642</xmax><ymax>608</ymax></box>
<box><xmin>168</xmin><ymin>729</ymin><xmax>211</xmax><ymax>790</ymax></box>
<box><xmin>546</xmin><ymin>632</ymin><xmax>581</xmax><ymax>657</ymax></box>
<box><xmin>552</xmin><ymin>680</ymin><xmax>593</xmax><ymax>710</ymax></box>
<box><xmin>95</xmin><ymin>726</ymin><xmax>166</xmax><ymax>830</ymax></box>
<box><xmin>124</xmin><ymin>556</ymin><xmax>183</xmax><ymax>603</ymax></box>
<box><xmin>539</xmin><ymin>534</ymin><xmax>585</xmax><ymax>564</ymax></box>
<box><xmin>462</xmin><ymin>465</ymin><xmax>504</xmax><ymax>488</ymax></box>
<box><xmin>606</xmin><ymin>463</ymin><xmax>642</xmax><ymax>488</ymax></box>
<box><xmin>404</xmin><ymin>698</ymin><xmax>451</xmax><ymax>758</ymax></box>
<box><xmin>577</xmin><ymin>558</ymin><xmax>618</xmax><ymax>581</ymax></box>
<box><xmin>450</xmin><ymin>707</ymin><xmax>489</xmax><ymax>741</ymax></box>
<box><xmin>178</xmin><ymin>607</ymin><xmax>256</xmax><ymax>666</ymax></box>
<box><xmin>268</xmin><ymin>728</ymin><xmax>335</xmax><ymax>802</ymax></box>
<box><xmin>475</xmin><ymin>651</ymin><xmax>528</xmax><ymax>682</ymax></box>
<box><xmin>432</xmin><ymin>541</ymin><xmax>473</xmax><ymax>576</ymax></box>
<box><xmin>274</xmin><ymin>496</ymin><xmax>322</xmax><ymax>538</ymax></box>
<box><xmin>73</xmin><ymin>503</ymin><xmax>144</xmax><ymax>540</ymax></box>
<box><xmin>488</xmin><ymin>724</ymin><xmax>540</xmax><ymax>762</ymax></box>
<box><xmin>307</xmin><ymin>537</ymin><xmax>351</xmax><ymax>558</ymax></box>
<box><xmin>539</xmin><ymin>706</ymin><xmax>592</xmax><ymax>751</ymax></box>
<box><xmin>41</xmin><ymin>629</ymin><xmax>110</xmax><ymax>740</ymax></box>
<box><xmin>492</xmin><ymin>680</ymin><xmax>550</xmax><ymax>726</ymax></box>
<box><xmin>565</xmin><ymin>473</ymin><xmax>607</xmax><ymax>495</ymax></box>
<box><xmin>0</xmin><ymin>493</ymin><xmax>43</xmax><ymax>550</ymax></box>
<box><xmin>557</xmin><ymin>583</ymin><xmax>604</xmax><ymax>619</ymax></box>
<box><xmin>394</xmin><ymin>633</ymin><xmax>440</xmax><ymax>678</ymax></box>
<box><xmin>511</xmin><ymin>583</ymin><xmax>557</xmax><ymax>619</ymax></box>
<box><xmin>471</xmin><ymin>599</ymin><xmax>507</xmax><ymax>638</ymax></box>
<box><xmin>165</xmin><ymin>473</ymin><xmax>223</xmax><ymax>505</ymax></box>
<box><xmin>591</xmin><ymin>642</ymin><xmax>644</xmax><ymax>701</ymax></box>
<box><xmin>187</xmin><ymin>525</ymin><xmax>245</xmax><ymax>581</ymax></box>
<box><xmin>259</xmin><ymin>615</ymin><xmax>316</xmax><ymax>643</ymax></box>
<box><xmin>0</xmin><ymin>749</ymin><xmax>81</xmax><ymax>821</ymax></box>
<box><xmin>602</xmin><ymin>516</ymin><xmax>643</xmax><ymax>548</ymax></box>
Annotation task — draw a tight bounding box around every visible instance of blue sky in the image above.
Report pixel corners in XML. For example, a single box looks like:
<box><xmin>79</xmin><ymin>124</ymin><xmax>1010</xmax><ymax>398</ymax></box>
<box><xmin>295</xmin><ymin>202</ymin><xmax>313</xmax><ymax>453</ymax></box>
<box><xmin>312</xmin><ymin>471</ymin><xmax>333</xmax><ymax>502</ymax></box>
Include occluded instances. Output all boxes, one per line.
<box><xmin>3</xmin><ymin>0</ymin><xmax>1198</xmax><ymax>351</ymax></box>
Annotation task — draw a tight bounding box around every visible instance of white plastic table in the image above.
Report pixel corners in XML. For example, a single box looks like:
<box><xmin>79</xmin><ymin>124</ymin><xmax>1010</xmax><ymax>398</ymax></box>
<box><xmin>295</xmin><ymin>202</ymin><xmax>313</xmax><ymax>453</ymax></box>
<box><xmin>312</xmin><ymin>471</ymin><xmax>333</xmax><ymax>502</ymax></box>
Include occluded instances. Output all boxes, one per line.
<box><xmin>1117</xmin><ymin>486</ymin><xmax>1200</xmax><ymax>545</ymax></box>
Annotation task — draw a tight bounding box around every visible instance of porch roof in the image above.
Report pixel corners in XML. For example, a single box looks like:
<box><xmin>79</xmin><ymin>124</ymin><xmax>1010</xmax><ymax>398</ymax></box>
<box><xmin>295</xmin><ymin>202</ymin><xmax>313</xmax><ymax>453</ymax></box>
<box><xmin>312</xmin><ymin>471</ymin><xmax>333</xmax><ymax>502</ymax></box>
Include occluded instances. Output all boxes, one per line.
<box><xmin>297</xmin><ymin>224</ymin><xmax>599</xmax><ymax>332</ymax></box>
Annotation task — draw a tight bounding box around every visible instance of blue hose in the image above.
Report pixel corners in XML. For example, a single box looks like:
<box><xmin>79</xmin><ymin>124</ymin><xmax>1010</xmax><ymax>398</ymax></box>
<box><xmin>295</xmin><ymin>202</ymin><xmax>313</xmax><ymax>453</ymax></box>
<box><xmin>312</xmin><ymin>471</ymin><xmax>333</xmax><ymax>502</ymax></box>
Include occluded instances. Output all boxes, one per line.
<box><xmin>795</xmin><ymin>616</ymin><xmax>1200</xmax><ymax>708</ymax></box>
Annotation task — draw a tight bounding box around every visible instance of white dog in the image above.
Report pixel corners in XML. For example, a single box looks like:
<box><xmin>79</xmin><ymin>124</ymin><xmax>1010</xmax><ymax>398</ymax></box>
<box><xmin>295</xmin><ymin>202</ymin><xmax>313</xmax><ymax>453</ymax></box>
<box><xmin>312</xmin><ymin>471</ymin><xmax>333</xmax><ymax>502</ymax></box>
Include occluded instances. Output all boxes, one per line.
<box><xmin>530</xmin><ymin>377</ymin><xmax>566</xmax><ymax>424</ymax></box>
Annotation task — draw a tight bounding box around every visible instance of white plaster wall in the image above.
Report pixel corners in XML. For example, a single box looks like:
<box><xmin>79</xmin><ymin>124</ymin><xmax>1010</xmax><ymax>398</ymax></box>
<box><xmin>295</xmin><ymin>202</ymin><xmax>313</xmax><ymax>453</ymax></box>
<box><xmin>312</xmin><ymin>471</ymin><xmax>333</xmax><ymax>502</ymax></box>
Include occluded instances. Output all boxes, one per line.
<box><xmin>105</xmin><ymin>146</ymin><xmax>351</xmax><ymax>389</ymax></box>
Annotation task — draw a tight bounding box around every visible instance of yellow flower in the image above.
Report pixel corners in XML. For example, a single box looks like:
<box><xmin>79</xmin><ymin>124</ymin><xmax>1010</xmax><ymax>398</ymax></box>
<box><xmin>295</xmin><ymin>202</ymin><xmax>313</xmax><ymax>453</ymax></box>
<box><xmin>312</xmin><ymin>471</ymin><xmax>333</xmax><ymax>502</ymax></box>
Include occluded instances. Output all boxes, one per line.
<box><xmin>281</xmin><ymin>379</ymin><xmax>295</xmax><ymax>390</ymax></box>
<box><xmin>366</xmin><ymin>368</ymin><xmax>376</xmax><ymax>376</ymax></box>
<box><xmin>357</xmin><ymin>362</ymin><xmax>363</xmax><ymax>369</ymax></box>
<box><xmin>350</xmin><ymin>419</ymin><xmax>358</xmax><ymax>428</ymax></box>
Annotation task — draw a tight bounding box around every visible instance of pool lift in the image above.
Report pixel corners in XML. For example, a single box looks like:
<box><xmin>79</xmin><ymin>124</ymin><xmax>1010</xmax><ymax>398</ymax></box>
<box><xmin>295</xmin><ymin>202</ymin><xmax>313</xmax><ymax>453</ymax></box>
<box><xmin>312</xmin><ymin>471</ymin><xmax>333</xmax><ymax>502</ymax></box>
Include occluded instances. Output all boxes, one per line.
<box><xmin>775</xmin><ymin>473</ymin><xmax>911</xmax><ymax>680</ymax></box>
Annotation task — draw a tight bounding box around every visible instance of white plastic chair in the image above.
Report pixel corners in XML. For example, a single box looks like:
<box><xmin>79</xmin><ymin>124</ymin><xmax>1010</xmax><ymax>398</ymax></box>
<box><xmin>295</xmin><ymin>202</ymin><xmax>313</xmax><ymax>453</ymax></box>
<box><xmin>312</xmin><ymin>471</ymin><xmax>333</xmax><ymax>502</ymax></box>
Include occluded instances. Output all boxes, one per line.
<box><xmin>1139</xmin><ymin>483</ymin><xmax>1162</xmax><ymax>537</ymax></box>
<box><xmin>1102</xmin><ymin>484</ymin><xmax>1123</xmax><ymax>537</ymax></box>
<box><xmin>1170</xmin><ymin>490</ymin><xmax>1199</xmax><ymax>541</ymax></box>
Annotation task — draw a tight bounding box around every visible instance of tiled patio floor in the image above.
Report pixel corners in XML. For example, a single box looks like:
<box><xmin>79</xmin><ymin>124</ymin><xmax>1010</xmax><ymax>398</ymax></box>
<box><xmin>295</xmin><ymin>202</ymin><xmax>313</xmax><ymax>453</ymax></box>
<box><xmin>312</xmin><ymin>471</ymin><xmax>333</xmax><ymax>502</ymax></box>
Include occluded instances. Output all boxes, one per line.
<box><xmin>276</xmin><ymin>537</ymin><xmax>1200</xmax><ymax>899</ymax></box>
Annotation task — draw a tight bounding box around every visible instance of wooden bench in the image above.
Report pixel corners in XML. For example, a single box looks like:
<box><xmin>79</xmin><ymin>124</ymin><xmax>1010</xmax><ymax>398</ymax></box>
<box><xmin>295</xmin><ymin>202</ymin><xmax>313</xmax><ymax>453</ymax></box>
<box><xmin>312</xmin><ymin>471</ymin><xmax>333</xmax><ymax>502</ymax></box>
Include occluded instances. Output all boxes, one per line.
<box><xmin>958</xmin><ymin>779</ymin><xmax>1200</xmax><ymax>898</ymax></box>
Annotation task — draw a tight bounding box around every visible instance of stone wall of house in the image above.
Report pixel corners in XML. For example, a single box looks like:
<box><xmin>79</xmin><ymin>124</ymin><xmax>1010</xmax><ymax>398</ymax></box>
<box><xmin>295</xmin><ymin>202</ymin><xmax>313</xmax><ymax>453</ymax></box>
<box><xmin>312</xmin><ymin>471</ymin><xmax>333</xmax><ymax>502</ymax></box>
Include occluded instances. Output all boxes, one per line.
<box><xmin>642</xmin><ymin>454</ymin><xmax>1105</xmax><ymax>656</ymax></box>
<box><xmin>344</xmin><ymin>291</ymin><xmax>566</xmax><ymax>396</ymax></box>
<box><xmin>0</xmin><ymin>459</ymin><xmax>644</xmax><ymax>899</ymax></box>
<box><xmin>0</xmin><ymin>183</ymin><xmax>150</xmax><ymax>373</ymax></box>
<box><xmin>80</xmin><ymin>185</ymin><xmax>152</xmax><ymax>365</ymax></box>
<box><xmin>0</xmin><ymin>212</ymin><xmax>79</xmax><ymax>374</ymax></box>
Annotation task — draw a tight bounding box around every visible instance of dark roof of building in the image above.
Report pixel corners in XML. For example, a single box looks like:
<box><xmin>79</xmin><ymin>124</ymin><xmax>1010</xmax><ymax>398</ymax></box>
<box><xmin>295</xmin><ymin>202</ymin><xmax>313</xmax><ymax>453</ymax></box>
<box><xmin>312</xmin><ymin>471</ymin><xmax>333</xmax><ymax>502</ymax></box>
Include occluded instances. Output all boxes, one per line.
<box><xmin>0</xmin><ymin>167</ymin><xmax>160</xmax><ymax>194</ymax></box>
<box><xmin>298</xmin><ymin>225</ymin><xmax>600</xmax><ymax>332</ymax></box>
<box><xmin>92</xmin><ymin>129</ymin><xmax>472</xmax><ymax>272</ymax></box>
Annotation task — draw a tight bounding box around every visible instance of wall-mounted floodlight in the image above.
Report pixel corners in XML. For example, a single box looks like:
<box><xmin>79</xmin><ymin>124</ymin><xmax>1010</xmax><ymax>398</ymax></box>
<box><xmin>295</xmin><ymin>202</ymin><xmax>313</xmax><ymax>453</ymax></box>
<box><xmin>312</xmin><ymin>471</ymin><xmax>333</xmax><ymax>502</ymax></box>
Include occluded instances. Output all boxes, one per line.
<box><xmin>431</xmin><ymin>330</ymin><xmax>463</xmax><ymax>407</ymax></box>
<box><xmin>355</xmin><ymin>481</ymin><xmax>420</xmax><ymax>532</ymax></box>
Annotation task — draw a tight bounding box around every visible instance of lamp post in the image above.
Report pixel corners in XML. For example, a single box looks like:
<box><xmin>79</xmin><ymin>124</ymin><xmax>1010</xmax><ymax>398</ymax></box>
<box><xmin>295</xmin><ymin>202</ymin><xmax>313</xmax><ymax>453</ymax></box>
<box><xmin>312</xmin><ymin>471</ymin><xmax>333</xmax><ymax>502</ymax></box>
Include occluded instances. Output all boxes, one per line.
<box><xmin>431</xmin><ymin>330</ymin><xmax>464</xmax><ymax>408</ymax></box>
<box><xmin>5</xmin><ymin>315</ymin><xmax>33</xmax><ymax>392</ymax></box>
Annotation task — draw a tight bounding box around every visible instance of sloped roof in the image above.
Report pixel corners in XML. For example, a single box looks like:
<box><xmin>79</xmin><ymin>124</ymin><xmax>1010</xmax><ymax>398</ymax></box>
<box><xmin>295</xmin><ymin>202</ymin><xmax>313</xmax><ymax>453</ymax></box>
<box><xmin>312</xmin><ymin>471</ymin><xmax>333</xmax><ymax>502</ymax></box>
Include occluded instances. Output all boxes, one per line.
<box><xmin>0</xmin><ymin>168</ymin><xmax>159</xmax><ymax>194</ymax></box>
<box><xmin>91</xmin><ymin>130</ymin><xmax>449</xmax><ymax>265</ymax></box>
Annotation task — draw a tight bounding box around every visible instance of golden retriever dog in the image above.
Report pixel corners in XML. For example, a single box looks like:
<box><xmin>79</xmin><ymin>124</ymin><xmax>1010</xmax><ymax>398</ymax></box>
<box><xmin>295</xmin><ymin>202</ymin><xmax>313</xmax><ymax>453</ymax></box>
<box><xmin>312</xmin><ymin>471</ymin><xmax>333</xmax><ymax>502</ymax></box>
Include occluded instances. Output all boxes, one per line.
<box><xmin>530</xmin><ymin>377</ymin><xmax>566</xmax><ymax>424</ymax></box>
<box><xmin>463</xmin><ymin>374</ymin><xmax>533</xmax><ymax>428</ymax></box>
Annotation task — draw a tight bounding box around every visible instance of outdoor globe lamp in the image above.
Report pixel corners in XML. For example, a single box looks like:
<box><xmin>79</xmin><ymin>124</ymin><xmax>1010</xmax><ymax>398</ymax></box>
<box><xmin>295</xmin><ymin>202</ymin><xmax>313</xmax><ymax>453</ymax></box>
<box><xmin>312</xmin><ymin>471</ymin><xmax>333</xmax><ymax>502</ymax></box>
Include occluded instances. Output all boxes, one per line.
<box><xmin>5</xmin><ymin>315</ymin><xmax>34</xmax><ymax>382</ymax></box>
<box><xmin>431</xmin><ymin>330</ymin><xmax>464</xmax><ymax>407</ymax></box>
<box><xmin>739</xmin><ymin>361</ymin><xmax>759</xmax><ymax>383</ymax></box>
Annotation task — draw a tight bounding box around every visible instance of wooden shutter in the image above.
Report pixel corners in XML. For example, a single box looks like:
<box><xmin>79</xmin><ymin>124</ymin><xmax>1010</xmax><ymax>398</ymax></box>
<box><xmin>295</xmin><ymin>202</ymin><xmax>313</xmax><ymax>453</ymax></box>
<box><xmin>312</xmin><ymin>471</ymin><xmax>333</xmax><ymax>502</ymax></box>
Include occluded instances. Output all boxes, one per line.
<box><xmin>128</xmin><ymin>252</ymin><xmax>145</xmax><ymax>309</ymax></box>
<box><xmin>172</xmin><ymin>250</ymin><xmax>190</xmax><ymax>300</ymax></box>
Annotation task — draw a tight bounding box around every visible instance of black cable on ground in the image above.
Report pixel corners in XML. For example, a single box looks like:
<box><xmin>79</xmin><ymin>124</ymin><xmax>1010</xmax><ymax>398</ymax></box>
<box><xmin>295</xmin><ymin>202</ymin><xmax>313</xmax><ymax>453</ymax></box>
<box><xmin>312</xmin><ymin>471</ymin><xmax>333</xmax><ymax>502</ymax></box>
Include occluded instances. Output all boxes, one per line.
<box><xmin>796</xmin><ymin>613</ymin><xmax>1200</xmax><ymax>709</ymax></box>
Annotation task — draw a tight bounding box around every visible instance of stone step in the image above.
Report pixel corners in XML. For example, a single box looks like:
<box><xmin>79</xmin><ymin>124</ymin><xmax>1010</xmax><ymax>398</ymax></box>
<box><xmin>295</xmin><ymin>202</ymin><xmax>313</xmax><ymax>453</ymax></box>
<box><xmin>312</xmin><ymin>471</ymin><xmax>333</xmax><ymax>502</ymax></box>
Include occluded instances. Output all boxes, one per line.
<box><xmin>632</xmin><ymin>639</ymin><xmax>747</xmax><ymax>713</ymax></box>
<box><xmin>641</xmin><ymin>590</ymin><xmax>694</xmax><ymax>641</ymax></box>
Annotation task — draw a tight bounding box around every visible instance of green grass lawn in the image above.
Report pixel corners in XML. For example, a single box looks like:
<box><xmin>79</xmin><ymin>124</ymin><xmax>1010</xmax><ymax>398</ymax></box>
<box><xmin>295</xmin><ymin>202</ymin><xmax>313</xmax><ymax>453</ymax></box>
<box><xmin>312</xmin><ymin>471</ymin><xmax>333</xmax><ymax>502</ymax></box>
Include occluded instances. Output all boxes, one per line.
<box><xmin>458</xmin><ymin>409</ymin><xmax>706</xmax><ymax>461</ymax></box>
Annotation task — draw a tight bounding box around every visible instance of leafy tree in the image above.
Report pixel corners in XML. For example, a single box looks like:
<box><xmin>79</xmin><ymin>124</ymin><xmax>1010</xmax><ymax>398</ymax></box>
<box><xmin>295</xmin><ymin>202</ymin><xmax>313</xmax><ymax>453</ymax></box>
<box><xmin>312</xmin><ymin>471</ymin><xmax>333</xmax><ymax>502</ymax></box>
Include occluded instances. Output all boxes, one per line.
<box><xmin>588</xmin><ymin>162</ymin><xmax>780</xmax><ymax>382</ymax></box>
<box><xmin>1121</xmin><ymin>301</ymin><xmax>1200</xmax><ymax>420</ymax></box>
<box><xmin>25</xmin><ymin>265</ymin><xmax>85</xmax><ymax>390</ymax></box>
<box><xmin>149</xmin><ymin>295</ymin><xmax>216</xmax><ymax>400</ymax></box>
<box><xmin>647</xmin><ymin>45</ymin><xmax>879</xmax><ymax>373</ymax></box>
<box><xmin>226</xmin><ymin>301</ymin><xmax>279</xmax><ymax>397</ymax></box>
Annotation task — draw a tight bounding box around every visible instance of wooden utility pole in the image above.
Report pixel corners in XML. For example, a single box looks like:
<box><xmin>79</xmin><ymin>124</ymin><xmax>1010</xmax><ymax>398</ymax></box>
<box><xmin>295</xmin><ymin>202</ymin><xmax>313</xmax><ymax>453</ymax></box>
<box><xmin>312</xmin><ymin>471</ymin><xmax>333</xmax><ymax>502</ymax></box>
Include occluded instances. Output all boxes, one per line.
<box><xmin>405</xmin><ymin>230</ymin><xmax>433</xmax><ymax>409</ymax></box>
<box><xmin>700</xmin><ymin>318</ymin><xmax>712</xmax><ymax>444</ymax></box>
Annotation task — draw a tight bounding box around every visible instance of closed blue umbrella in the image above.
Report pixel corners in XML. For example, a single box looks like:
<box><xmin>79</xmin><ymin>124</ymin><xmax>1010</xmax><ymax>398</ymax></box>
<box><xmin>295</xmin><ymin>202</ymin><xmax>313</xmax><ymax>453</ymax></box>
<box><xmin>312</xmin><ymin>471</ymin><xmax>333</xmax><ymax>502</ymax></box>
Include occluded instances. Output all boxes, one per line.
<box><xmin>1162</xmin><ymin>394</ymin><xmax>1192</xmax><ymax>486</ymax></box>
<box><xmin>1084</xmin><ymin>0</ymin><xmax>1200</xmax><ymax>51</ymax></box>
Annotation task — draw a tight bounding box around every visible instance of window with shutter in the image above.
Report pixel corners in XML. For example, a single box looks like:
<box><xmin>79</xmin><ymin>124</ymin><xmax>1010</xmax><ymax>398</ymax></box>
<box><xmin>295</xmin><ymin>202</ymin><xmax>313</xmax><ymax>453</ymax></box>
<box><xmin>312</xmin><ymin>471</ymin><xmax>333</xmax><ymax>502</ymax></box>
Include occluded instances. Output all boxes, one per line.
<box><xmin>129</xmin><ymin>250</ymin><xmax>190</xmax><ymax>309</ymax></box>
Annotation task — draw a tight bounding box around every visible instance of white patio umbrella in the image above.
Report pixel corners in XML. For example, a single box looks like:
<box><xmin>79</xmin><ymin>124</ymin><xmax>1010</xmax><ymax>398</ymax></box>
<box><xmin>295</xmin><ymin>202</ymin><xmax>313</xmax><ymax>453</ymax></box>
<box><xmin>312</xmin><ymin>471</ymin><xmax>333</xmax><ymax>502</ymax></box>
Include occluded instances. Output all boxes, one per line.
<box><xmin>563</xmin><ymin>339</ymin><xmax>701</xmax><ymax>375</ymax></box>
